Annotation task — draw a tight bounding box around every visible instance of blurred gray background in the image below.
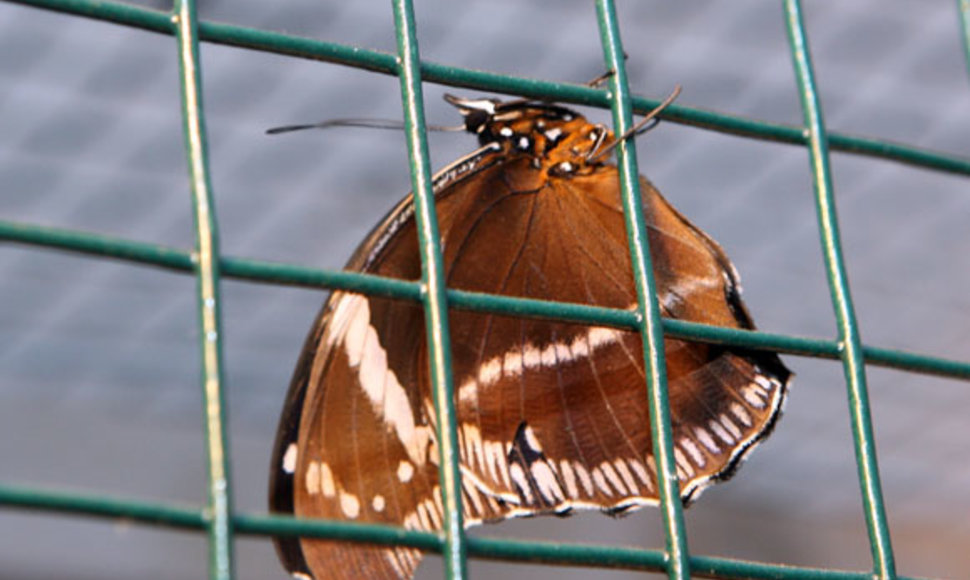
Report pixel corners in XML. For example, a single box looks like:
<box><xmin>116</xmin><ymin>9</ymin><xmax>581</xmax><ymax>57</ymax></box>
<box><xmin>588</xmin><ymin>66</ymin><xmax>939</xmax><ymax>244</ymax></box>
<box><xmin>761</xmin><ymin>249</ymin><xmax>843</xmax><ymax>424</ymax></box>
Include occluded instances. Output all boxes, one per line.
<box><xmin>1</xmin><ymin>1</ymin><xmax>968</xmax><ymax>579</ymax></box>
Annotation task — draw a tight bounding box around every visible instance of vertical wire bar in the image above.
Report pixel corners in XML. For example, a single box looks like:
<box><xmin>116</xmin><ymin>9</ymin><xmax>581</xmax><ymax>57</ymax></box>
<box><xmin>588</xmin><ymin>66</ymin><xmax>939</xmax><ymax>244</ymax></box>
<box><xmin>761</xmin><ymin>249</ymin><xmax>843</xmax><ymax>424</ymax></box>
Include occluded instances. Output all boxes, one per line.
<box><xmin>172</xmin><ymin>1</ymin><xmax>235</xmax><ymax>578</ymax></box>
<box><xmin>783</xmin><ymin>2</ymin><xmax>896</xmax><ymax>578</ymax></box>
<box><xmin>594</xmin><ymin>2</ymin><xmax>690</xmax><ymax>579</ymax></box>
<box><xmin>390</xmin><ymin>0</ymin><xmax>467</xmax><ymax>577</ymax></box>
<box><xmin>959</xmin><ymin>0</ymin><xmax>970</xmax><ymax>80</ymax></box>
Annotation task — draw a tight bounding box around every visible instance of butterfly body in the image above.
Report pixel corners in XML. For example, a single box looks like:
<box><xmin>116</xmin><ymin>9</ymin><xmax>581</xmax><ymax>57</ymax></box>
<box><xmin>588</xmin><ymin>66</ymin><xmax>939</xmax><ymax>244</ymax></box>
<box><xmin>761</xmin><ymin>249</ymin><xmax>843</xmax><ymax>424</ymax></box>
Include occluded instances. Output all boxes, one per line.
<box><xmin>270</xmin><ymin>94</ymin><xmax>791</xmax><ymax>579</ymax></box>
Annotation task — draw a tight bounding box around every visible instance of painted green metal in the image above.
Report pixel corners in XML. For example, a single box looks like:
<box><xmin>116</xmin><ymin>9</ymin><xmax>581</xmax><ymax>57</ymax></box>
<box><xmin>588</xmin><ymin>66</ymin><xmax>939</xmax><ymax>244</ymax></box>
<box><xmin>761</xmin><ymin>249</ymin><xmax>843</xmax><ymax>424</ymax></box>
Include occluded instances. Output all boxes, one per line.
<box><xmin>3</xmin><ymin>217</ymin><xmax>970</xmax><ymax>381</ymax></box>
<box><xmin>0</xmin><ymin>483</ymin><xmax>209</xmax><ymax>530</ymax></box>
<box><xmin>0</xmin><ymin>482</ymin><xmax>927</xmax><ymax>580</ymax></box>
<box><xmin>4</xmin><ymin>0</ymin><xmax>970</xmax><ymax>578</ymax></box>
<box><xmin>391</xmin><ymin>0</ymin><xmax>468</xmax><ymax>577</ymax></box>
<box><xmin>172</xmin><ymin>0</ymin><xmax>235</xmax><ymax>578</ymax></box>
<box><xmin>7</xmin><ymin>0</ymin><xmax>970</xmax><ymax>176</ymax></box>
<box><xmin>783</xmin><ymin>1</ymin><xmax>896</xmax><ymax>578</ymax></box>
<box><xmin>2</xmin><ymin>479</ymin><xmax>932</xmax><ymax>580</ymax></box>
<box><xmin>595</xmin><ymin>1</ymin><xmax>690</xmax><ymax>579</ymax></box>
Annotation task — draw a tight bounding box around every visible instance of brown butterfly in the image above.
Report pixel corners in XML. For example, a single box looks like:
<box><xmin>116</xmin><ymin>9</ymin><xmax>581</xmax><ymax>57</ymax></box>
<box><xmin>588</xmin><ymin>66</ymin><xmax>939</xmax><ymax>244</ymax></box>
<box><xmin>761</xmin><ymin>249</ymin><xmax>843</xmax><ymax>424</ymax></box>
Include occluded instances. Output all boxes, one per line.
<box><xmin>269</xmin><ymin>92</ymin><xmax>791</xmax><ymax>579</ymax></box>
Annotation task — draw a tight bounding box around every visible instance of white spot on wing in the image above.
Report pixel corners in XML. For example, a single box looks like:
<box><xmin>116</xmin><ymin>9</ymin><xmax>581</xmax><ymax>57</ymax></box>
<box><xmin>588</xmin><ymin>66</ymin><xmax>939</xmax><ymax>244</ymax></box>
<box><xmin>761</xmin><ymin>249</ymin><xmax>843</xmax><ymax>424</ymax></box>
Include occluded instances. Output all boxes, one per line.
<box><xmin>591</xmin><ymin>466</ymin><xmax>612</xmax><ymax>496</ymax></box>
<box><xmin>416</xmin><ymin>502</ymin><xmax>433</xmax><ymax>530</ymax></box>
<box><xmin>560</xmin><ymin>459</ymin><xmax>579</xmax><ymax>499</ymax></box>
<box><xmin>680</xmin><ymin>437</ymin><xmax>706</xmax><ymax>468</ymax></box>
<box><xmin>372</xmin><ymin>495</ymin><xmax>386</xmax><ymax>512</ymax></box>
<box><xmin>720</xmin><ymin>414</ymin><xmax>743</xmax><ymax>439</ymax></box>
<box><xmin>709</xmin><ymin>419</ymin><xmax>735</xmax><ymax>445</ymax></box>
<box><xmin>462</xmin><ymin>424</ymin><xmax>483</xmax><ymax>471</ymax></box>
<box><xmin>478</xmin><ymin>357</ymin><xmax>503</xmax><ymax>386</ymax></box>
<box><xmin>463</xmin><ymin>481</ymin><xmax>484</xmax><ymax>515</ymax></box>
<box><xmin>485</xmin><ymin>439</ymin><xmax>507</xmax><ymax>486</ymax></box>
<box><xmin>731</xmin><ymin>402</ymin><xmax>753</xmax><ymax>427</ymax></box>
<box><xmin>503</xmin><ymin>350</ymin><xmax>523</xmax><ymax>376</ymax></box>
<box><xmin>574</xmin><ymin>461</ymin><xmax>594</xmax><ymax>496</ymax></box>
<box><xmin>509</xmin><ymin>463</ymin><xmax>533</xmax><ymax>503</ymax></box>
<box><xmin>629</xmin><ymin>459</ymin><xmax>653</xmax><ymax>491</ymax></box>
<box><xmin>423</xmin><ymin>498</ymin><xmax>441</xmax><ymax>529</ymax></box>
<box><xmin>433</xmin><ymin>487</ymin><xmax>443</xmax><ymax>521</ymax></box>
<box><xmin>570</xmin><ymin>333</ymin><xmax>589</xmax><ymax>359</ymax></box>
<box><xmin>674</xmin><ymin>447</ymin><xmax>695</xmax><ymax>478</ymax></box>
<box><xmin>754</xmin><ymin>375</ymin><xmax>774</xmax><ymax>391</ymax></box>
<box><xmin>305</xmin><ymin>462</ymin><xmax>319</xmax><ymax>495</ymax></box>
<box><xmin>522</xmin><ymin>344</ymin><xmax>542</xmax><ymax>369</ymax></box>
<box><xmin>456</xmin><ymin>327</ymin><xmax>624</xmax><ymax>402</ymax></box>
<box><xmin>600</xmin><ymin>461</ymin><xmax>628</xmax><ymax>495</ymax></box>
<box><xmin>397</xmin><ymin>460</ymin><xmax>415</xmax><ymax>483</ymax></box>
<box><xmin>320</xmin><ymin>462</ymin><xmax>336</xmax><ymax>498</ymax></box>
<box><xmin>554</xmin><ymin>341</ymin><xmax>571</xmax><ymax>361</ymax></box>
<box><xmin>531</xmin><ymin>461</ymin><xmax>563</xmax><ymax>503</ymax></box>
<box><xmin>613</xmin><ymin>459</ymin><xmax>639</xmax><ymax>493</ymax></box>
<box><xmin>282</xmin><ymin>443</ymin><xmax>297</xmax><ymax>474</ymax></box>
<box><xmin>522</xmin><ymin>425</ymin><xmax>542</xmax><ymax>452</ymax></box>
<box><xmin>695</xmin><ymin>427</ymin><xmax>720</xmax><ymax>453</ymax></box>
<box><xmin>587</xmin><ymin>326</ymin><xmax>619</xmax><ymax>349</ymax></box>
<box><xmin>340</xmin><ymin>491</ymin><xmax>360</xmax><ymax>519</ymax></box>
<box><xmin>386</xmin><ymin>550</ymin><xmax>409</xmax><ymax>578</ymax></box>
<box><xmin>540</xmin><ymin>343</ymin><xmax>557</xmax><ymax>367</ymax></box>
<box><xmin>742</xmin><ymin>384</ymin><xmax>767</xmax><ymax>409</ymax></box>
<box><xmin>332</xmin><ymin>295</ymin><xmax>428</xmax><ymax>466</ymax></box>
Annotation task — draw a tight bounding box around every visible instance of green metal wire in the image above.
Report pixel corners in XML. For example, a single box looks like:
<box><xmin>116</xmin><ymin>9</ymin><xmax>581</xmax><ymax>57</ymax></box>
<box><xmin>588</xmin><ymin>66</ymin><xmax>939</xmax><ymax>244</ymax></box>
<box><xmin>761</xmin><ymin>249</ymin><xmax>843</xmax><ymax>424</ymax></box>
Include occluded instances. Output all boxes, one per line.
<box><xmin>2</xmin><ymin>0</ymin><xmax>970</xmax><ymax>578</ymax></box>
<box><xmin>594</xmin><ymin>2</ymin><xmax>690</xmax><ymax>579</ymax></box>
<box><xmin>3</xmin><ymin>219</ymin><xmax>970</xmax><ymax>383</ymax></box>
<box><xmin>0</xmin><ymin>482</ymin><xmax>928</xmax><ymax>580</ymax></box>
<box><xmin>783</xmin><ymin>2</ymin><xmax>896</xmax><ymax>578</ymax></box>
<box><xmin>172</xmin><ymin>0</ymin><xmax>235</xmax><ymax>577</ymax></box>
<box><xmin>7</xmin><ymin>0</ymin><xmax>970</xmax><ymax>176</ymax></box>
<box><xmin>391</xmin><ymin>0</ymin><xmax>468</xmax><ymax>577</ymax></box>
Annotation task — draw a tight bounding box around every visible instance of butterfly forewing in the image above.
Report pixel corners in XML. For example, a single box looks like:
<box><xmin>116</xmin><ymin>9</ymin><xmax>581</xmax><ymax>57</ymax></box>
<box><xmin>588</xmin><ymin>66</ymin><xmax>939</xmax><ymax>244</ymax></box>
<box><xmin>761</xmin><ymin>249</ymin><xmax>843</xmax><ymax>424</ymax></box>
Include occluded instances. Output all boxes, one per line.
<box><xmin>270</xmin><ymin>97</ymin><xmax>791</xmax><ymax>579</ymax></box>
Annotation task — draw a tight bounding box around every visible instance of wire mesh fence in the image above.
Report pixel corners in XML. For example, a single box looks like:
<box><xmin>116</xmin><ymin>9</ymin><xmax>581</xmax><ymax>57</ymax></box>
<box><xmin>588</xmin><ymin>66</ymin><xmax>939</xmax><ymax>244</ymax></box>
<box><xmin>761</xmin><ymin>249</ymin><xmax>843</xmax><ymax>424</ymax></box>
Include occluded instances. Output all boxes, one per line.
<box><xmin>1</xmin><ymin>1</ymin><xmax>969</xmax><ymax>579</ymax></box>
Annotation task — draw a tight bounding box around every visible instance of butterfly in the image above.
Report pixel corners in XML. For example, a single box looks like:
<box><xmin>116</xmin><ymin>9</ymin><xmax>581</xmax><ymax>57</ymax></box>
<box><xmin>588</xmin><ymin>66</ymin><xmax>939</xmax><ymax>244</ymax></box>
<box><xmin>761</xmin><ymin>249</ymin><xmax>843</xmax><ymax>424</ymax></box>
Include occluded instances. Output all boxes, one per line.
<box><xmin>269</xmin><ymin>91</ymin><xmax>791</xmax><ymax>579</ymax></box>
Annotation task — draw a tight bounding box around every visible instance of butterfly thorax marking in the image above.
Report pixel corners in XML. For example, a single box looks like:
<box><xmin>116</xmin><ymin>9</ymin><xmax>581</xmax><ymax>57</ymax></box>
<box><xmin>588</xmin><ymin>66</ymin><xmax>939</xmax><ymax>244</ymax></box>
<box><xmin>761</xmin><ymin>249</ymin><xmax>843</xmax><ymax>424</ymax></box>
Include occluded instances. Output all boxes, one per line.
<box><xmin>445</xmin><ymin>94</ymin><xmax>614</xmax><ymax>179</ymax></box>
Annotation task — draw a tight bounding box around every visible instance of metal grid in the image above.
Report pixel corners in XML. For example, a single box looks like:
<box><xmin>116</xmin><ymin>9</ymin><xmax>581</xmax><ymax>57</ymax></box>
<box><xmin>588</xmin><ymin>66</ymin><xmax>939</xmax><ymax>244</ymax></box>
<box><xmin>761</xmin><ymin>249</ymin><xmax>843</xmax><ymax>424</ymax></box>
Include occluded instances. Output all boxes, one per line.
<box><xmin>1</xmin><ymin>0</ymin><xmax>970</xmax><ymax>579</ymax></box>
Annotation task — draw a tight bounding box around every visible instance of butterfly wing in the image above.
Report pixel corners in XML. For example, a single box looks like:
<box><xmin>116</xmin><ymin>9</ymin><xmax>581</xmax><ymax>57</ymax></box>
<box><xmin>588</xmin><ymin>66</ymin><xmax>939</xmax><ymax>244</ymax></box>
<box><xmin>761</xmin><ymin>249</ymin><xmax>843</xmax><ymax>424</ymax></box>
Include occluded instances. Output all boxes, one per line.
<box><xmin>437</xmin><ymin>158</ymin><xmax>789</xmax><ymax>517</ymax></box>
<box><xmin>270</xmin><ymin>146</ymin><xmax>790</xmax><ymax>579</ymax></box>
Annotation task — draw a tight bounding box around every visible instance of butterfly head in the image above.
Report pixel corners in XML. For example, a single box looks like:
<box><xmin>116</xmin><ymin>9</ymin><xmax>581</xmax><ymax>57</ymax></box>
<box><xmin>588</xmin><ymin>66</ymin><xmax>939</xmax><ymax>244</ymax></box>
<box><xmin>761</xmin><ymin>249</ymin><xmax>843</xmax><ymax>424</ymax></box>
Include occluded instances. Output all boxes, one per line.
<box><xmin>443</xmin><ymin>94</ymin><xmax>616</xmax><ymax>177</ymax></box>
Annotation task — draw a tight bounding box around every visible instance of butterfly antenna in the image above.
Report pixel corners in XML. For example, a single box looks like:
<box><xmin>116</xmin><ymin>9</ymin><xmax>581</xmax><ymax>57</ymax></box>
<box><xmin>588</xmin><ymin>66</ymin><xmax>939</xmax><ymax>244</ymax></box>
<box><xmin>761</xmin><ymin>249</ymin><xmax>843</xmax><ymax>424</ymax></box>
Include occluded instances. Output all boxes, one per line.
<box><xmin>266</xmin><ymin>118</ymin><xmax>465</xmax><ymax>135</ymax></box>
<box><xmin>588</xmin><ymin>84</ymin><xmax>682</xmax><ymax>163</ymax></box>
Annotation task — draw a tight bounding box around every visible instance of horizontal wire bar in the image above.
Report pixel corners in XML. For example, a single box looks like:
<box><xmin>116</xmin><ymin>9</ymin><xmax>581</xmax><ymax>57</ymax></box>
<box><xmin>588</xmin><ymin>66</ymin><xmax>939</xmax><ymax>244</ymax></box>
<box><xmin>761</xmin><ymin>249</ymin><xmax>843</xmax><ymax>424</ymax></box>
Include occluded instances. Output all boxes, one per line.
<box><xmin>3</xmin><ymin>219</ymin><xmax>969</xmax><ymax>381</ymax></box>
<box><xmin>0</xmin><ymin>482</ymin><xmax>919</xmax><ymax>580</ymax></box>
<box><xmin>0</xmin><ymin>483</ymin><xmax>206</xmax><ymax>529</ymax></box>
<box><xmin>5</xmin><ymin>0</ymin><xmax>970</xmax><ymax>177</ymax></box>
